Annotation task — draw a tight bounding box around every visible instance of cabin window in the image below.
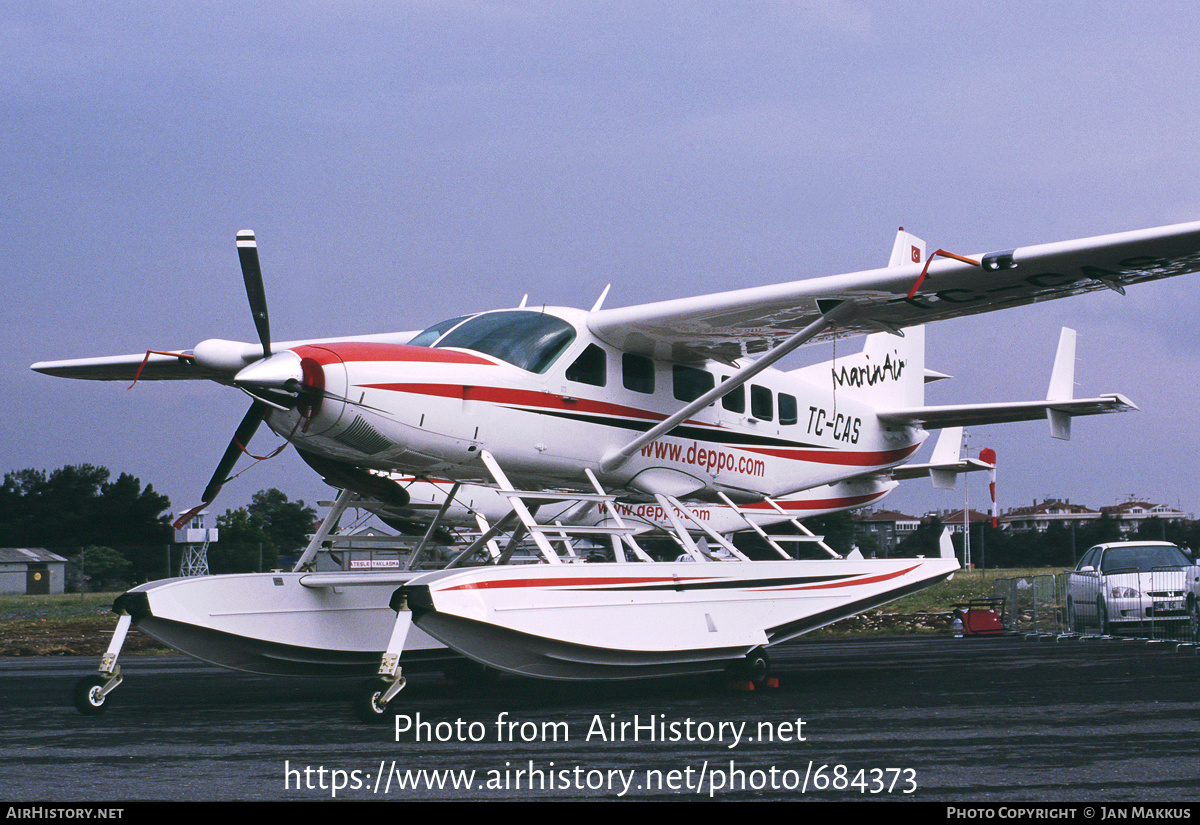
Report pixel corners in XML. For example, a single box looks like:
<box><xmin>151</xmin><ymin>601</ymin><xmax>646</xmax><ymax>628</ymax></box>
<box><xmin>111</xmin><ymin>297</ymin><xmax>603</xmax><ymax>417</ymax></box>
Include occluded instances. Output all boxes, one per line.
<box><xmin>779</xmin><ymin>393</ymin><xmax>797</xmax><ymax>425</ymax></box>
<box><xmin>750</xmin><ymin>384</ymin><xmax>773</xmax><ymax>421</ymax></box>
<box><xmin>720</xmin><ymin>378</ymin><xmax>745</xmax><ymax>414</ymax></box>
<box><xmin>672</xmin><ymin>365</ymin><xmax>714</xmax><ymax>402</ymax></box>
<box><xmin>435</xmin><ymin>311</ymin><xmax>576</xmax><ymax>374</ymax></box>
<box><xmin>566</xmin><ymin>344</ymin><xmax>607</xmax><ymax>387</ymax></box>
<box><xmin>622</xmin><ymin>353</ymin><xmax>655</xmax><ymax>394</ymax></box>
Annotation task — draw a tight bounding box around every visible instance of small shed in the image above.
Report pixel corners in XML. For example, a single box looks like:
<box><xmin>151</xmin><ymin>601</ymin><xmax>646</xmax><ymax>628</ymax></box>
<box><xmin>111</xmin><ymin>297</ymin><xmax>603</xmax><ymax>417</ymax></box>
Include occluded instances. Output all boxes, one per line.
<box><xmin>0</xmin><ymin>548</ymin><xmax>69</xmax><ymax>595</ymax></box>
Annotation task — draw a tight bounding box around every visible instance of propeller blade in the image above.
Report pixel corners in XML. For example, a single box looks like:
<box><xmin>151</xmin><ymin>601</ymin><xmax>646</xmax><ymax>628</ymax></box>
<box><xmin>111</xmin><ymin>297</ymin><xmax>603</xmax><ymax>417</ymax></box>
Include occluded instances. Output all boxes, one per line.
<box><xmin>202</xmin><ymin>402</ymin><xmax>267</xmax><ymax>504</ymax></box>
<box><xmin>236</xmin><ymin>230</ymin><xmax>271</xmax><ymax>358</ymax></box>
<box><xmin>172</xmin><ymin>402</ymin><xmax>269</xmax><ymax>529</ymax></box>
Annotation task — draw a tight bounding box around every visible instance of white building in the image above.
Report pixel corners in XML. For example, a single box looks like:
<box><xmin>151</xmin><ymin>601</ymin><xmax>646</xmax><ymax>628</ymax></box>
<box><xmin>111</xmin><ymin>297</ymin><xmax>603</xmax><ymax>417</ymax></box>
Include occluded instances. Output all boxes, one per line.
<box><xmin>0</xmin><ymin>548</ymin><xmax>68</xmax><ymax>595</ymax></box>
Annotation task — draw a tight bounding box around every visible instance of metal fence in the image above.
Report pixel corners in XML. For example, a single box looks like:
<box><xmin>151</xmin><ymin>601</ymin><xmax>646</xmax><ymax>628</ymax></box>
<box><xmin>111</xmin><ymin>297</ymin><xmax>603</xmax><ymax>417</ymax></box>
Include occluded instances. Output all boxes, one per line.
<box><xmin>991</xmin><ymin>571</ymin><xmax>1199</xmax><ymax>642</ymax></box>
<box><xmin>991</xmin><ymin>575</ymin><xmax>1061</xmax><ymax>635</ymax></box>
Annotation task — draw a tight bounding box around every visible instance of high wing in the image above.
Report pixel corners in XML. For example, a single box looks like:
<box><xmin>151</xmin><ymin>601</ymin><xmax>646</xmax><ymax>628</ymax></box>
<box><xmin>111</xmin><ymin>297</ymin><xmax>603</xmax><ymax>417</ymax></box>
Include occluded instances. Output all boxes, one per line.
<box><xmin>588</xmin><ymin>220</ymin><xmax>1200</xmax><ymax>362</ymax></box>
<box><xmin>30</xmin><ymin>331</ymin><xmax>422</xmax><ymax>382</ymax></box>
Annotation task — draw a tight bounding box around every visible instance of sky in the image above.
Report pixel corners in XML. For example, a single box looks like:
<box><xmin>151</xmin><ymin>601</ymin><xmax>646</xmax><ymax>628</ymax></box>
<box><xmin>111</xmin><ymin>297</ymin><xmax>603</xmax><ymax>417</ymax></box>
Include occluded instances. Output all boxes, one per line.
<box><xmin>5</xmin><ymin>1</ymin><xmax>1200</xmax><ymax>527</ymax></box>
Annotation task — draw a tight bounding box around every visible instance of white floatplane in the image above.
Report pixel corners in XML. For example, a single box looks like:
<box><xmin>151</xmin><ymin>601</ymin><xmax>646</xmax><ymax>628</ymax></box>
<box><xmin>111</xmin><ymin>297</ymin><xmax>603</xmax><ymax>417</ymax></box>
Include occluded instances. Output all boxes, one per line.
<box><xmin>92</xmin><ymin>426</ymin><xmax>976</xmax><ymax>692</ymax></box>
<box><xmin>34</xmin><ymin>219</ymin><xmax>1200</xmax><ymax>717</ymax></box>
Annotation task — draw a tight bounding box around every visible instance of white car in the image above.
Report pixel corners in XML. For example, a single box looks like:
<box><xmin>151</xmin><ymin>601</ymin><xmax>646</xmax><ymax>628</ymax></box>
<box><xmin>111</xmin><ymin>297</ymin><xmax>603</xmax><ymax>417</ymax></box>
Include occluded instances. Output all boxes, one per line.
<box><xmin>1065</xmin><ymin>541</ymin><xmax>1199</xmax><ymax>638</ymax></box>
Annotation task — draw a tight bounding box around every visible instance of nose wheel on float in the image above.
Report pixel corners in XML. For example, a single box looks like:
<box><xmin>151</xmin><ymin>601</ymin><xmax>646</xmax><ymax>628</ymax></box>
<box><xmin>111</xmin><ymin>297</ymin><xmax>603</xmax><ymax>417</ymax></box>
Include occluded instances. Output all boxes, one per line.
<box><xmin>354</xmin><ymin>595</ymin><xmax>414</xmax><ymax>723</ymax></box>
<box><xmin>72</xmin><ymin>612</ymin><xmax>132</xmax><ymax>715</ymax></box>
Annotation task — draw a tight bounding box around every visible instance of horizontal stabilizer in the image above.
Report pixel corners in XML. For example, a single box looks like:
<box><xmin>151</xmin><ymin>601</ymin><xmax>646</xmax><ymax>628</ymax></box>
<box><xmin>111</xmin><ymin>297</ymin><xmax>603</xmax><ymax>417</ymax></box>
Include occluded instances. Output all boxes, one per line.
<box><xmin>879</xmin><ymin>327</ymin><xmax>1135</xmax><ymax>437</ymax></box>
<box><xmin>877</xmin><ymin>394</ymin><xmax>1137</xmax><ymax>430</ymax></box>
<box><xmin>889</xmin><ymin>427</ymin><xmax>994</xmax><ymax>489</ymax></box>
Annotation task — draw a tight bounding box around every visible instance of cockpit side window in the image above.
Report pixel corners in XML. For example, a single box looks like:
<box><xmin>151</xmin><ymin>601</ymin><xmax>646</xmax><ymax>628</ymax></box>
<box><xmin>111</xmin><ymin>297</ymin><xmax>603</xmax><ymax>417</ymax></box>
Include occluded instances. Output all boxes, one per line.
<box><xmin>435</xmin><ymin>311</ymin><xmax>576</xmax><ymax>374</ymax></box>
<box><xmin>566</xmin><ymin>344</ymin><xmax>607</xmax><ymax>387</ymax></box>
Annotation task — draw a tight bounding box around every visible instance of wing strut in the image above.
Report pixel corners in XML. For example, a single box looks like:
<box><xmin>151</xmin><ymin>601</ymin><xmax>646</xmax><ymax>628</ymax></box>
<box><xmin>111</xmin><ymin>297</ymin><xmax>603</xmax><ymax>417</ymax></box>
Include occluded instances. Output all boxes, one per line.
<box><xmin>599</xmin><ymin>299</ymin><xmax>859</xmax><ymax>474</ymax></box>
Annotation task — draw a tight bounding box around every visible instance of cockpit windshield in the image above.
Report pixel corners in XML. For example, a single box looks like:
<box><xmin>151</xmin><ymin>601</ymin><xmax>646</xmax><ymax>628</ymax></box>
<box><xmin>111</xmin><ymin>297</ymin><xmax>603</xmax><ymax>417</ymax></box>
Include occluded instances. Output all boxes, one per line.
<box><xmin>408</xmin><ymin>315</ymin><xmax>474</xmax><ymax>348</ymax></box>
<box><xmin>428</xmin><ymin>311</ymin><xmax>577</xmax><ymax>374</ymax></box>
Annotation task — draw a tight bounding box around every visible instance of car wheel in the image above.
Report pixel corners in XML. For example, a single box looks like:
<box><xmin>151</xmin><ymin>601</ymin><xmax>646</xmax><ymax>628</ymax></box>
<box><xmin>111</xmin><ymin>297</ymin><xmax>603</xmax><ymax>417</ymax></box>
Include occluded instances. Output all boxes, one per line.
<box><xmin>1189</xmin><ymin>597</ymin><xmax>1200</xmax><ymax>644</ymax></box>
<box><xmin>1097</xmin><ymin>598</ymin><xmax>1111</xmax><ymax>636</ymax></box>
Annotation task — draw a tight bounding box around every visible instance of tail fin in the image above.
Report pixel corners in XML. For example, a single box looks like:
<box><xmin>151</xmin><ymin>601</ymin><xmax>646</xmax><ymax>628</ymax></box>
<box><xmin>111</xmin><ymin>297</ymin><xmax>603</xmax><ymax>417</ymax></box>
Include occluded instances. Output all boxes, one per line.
<box><xmin>791</xmin><ymin>326</ymin><xmax>926</xmax><ymax>408</ymax></box>
<box><xmin>1046</xmin><ymin>328</ymin><xmax>1077</xmax><ymax>440</ymax></box>
<box><xmin>793</xmin><ymin>228</ymin><xmax>929</xmax><ymax>408</ymax></box>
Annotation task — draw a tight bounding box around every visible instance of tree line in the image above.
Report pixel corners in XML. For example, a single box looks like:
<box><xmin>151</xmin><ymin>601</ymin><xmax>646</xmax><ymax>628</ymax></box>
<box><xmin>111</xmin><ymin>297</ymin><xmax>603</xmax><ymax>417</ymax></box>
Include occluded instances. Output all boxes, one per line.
<box><xmin>1</xmin><ymin>465</ymin><xmax>315</xmax><ymax>589</ymax></box>
<box><xmin>883</xmin><ymin>513</ymin><xmax>1200</xmax><ymax>569</ymax></box>
<box><xmin>5</xmin><ymin>465</ymin><xmax>1195</xmax><ymax>587</ymax></box>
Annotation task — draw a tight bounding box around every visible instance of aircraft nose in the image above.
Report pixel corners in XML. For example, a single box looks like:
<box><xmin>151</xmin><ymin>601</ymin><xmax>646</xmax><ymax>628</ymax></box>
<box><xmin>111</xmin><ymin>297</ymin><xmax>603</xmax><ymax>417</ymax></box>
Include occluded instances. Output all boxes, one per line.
<box><xmin>233</xmin><ymin>350</ymin><xmax>304</xmax><ymax>395</ymax></box>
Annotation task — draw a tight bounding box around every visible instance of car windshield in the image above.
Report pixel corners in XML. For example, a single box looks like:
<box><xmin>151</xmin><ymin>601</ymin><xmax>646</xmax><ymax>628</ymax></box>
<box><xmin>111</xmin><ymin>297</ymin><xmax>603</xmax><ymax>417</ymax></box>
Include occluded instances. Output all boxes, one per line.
<box><xmin>1099</xmin><ymin>545</ymin><xmax>1192</xmax><ymax>573</ymax></box>
<box><xmin>433</xmin><ymin>311</ymin><xmax>576</xmax><ymax>374</ymax></box>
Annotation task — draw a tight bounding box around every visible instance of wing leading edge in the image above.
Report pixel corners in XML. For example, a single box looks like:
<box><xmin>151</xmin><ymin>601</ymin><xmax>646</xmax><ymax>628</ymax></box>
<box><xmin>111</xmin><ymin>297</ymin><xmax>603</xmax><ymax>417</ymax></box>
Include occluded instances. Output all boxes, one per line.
<box><xmin>30</xmin><ymin>331</ymin><xmax>422</xmax><ymax>382</ymax></box>
<box><xmin>588</xmin><ymin>220</ymin><xmax>1200</xmax><ymax>362</ymax></box>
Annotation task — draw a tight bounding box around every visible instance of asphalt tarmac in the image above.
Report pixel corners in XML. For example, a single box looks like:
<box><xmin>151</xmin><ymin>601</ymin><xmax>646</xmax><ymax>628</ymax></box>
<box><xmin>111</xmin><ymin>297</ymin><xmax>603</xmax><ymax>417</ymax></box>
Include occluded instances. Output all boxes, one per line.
<box><xmin>3</xmin><ymin>634</ymin><xmax>1198</xmax><ymax>803</ymax></box>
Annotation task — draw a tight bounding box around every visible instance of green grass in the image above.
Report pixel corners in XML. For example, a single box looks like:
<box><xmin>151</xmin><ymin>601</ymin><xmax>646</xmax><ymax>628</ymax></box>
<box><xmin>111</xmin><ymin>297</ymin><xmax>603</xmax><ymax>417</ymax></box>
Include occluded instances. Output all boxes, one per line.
<box><xmin>804</xmin><ymin>567</ymin><xmax>1061</xmax><ymax>637</ymax></box>
<box><xmin>882</xmin><ymin>567</ymin><xmax>1053</xmax><ymax>614</ymax></box>
<box><xmin>0</xmin><ymin>592</ymin><xmax>120</xmax><ymax>624</ymax></box>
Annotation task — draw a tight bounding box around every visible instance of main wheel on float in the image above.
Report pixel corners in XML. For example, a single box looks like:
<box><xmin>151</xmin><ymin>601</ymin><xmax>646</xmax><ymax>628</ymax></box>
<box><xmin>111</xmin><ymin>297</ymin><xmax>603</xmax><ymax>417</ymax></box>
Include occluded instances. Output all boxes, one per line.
<box><xmin>727</xmin><ymin>647</ymin><xmax>771</xmax><ymax>690</ymax></box>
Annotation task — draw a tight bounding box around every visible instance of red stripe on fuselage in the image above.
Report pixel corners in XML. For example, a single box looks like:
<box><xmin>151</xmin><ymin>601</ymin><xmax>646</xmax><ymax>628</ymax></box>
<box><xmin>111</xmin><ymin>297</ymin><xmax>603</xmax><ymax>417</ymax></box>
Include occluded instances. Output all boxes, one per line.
<box><xmin>741</xmin><ymin>443</ymin><xmax>922</xmax><ymax>466</ymax></box>
<box><xmin>291</xmin><ymin>343</ymin><xmax>494</xmax><ymax>366</ymax></box>
<box><xmin>360</xmin><ymin>383</ymin><xmax>919</xmax><ymax>468</ymax></box>
<box><xmin>363</xmin><ymin>382</ymin><xmax>700</xmax><ymax>425</ymax></box>
<box><xmin>741</xmin><ymin>490</ymin><xmax>889</xmax><ymax>511</ymax></box>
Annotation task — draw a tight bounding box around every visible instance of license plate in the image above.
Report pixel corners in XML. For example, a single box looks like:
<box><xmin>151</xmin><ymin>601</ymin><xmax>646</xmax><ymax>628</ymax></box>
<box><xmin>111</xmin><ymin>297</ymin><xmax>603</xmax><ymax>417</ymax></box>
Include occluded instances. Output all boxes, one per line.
<box><xmin>1153</xmin><ymin>601</ymin><xmax>1184</xmax><ymax>612</ymax></box>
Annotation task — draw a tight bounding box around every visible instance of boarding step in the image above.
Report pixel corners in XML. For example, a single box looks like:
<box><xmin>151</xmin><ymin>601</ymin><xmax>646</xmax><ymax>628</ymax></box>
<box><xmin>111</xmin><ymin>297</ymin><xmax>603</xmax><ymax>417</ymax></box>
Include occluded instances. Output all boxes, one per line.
<box><xmin>497</xmin><ymin>489</ymin><xmax>614</xmax><ymax>504</ymax></box>
<box><xmin>760</xmin><ymin>534</ymin><xmax>828</xmax><ymax>543</ymax></box>
<box><xmin>527</xmin><ymin>524</ymin><xmax>640</xmax><ymax>536</ymax></box>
